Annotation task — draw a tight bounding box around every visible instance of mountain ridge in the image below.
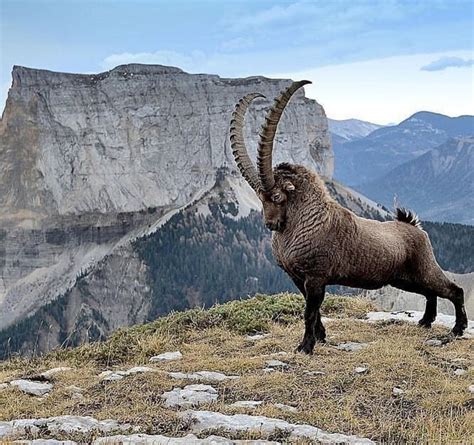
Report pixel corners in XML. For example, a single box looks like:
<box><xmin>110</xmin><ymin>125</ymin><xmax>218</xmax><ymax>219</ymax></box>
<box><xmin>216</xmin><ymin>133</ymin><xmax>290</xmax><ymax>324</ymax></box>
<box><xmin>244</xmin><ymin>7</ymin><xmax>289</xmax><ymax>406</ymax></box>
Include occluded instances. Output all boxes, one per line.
<box><xmin>357</xmin><ymin>137</ymin><xmax>474</xmax><ymax>224</ymax></box>
<box><xmin>334</xmin><ymin>111</ymin><xmax>474</xmax><ymax>186</ymax></box>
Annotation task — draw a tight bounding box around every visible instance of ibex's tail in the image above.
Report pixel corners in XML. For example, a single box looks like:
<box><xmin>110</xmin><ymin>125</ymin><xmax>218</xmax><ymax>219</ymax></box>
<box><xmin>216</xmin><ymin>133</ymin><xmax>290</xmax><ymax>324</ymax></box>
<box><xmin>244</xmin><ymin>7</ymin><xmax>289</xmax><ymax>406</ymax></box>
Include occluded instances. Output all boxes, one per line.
<box><xmin>395</xmin><ymin>207</ymin><xmax>422</xmax><ymax>229</ymax></box>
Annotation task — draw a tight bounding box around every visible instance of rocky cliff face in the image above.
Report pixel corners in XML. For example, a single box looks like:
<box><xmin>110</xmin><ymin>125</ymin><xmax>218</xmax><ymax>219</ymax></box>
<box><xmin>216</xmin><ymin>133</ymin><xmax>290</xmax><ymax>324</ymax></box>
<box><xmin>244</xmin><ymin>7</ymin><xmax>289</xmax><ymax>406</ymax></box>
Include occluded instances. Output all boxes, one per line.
<box><xmin>1</xmin><ymin>64</ymin><xmax>332</xmax><ymax>220</ymax></box>
<box><xmin>0</xmin><ymin>64</ymin><xmax>332</xmax><ymax>338</ymax></box>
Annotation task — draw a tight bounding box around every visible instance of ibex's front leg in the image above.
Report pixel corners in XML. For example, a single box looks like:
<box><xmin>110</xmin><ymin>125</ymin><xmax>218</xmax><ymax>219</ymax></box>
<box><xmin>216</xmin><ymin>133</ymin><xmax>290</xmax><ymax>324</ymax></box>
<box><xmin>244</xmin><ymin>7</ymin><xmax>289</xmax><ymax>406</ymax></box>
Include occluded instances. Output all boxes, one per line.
<box><xmin>297</xmin><ymin>280</ymin><xmax>326</xmax><ymax>355</ymax></box>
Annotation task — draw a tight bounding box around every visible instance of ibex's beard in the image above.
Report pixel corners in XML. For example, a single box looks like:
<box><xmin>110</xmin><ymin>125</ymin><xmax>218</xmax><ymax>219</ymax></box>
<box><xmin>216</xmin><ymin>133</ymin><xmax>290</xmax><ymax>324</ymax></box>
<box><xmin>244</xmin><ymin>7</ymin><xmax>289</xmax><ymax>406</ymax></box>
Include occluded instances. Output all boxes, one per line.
<box><xmin>265</xmin><ymin>221</ymin><xmax>284</xmax><ymax>232</ymax></box>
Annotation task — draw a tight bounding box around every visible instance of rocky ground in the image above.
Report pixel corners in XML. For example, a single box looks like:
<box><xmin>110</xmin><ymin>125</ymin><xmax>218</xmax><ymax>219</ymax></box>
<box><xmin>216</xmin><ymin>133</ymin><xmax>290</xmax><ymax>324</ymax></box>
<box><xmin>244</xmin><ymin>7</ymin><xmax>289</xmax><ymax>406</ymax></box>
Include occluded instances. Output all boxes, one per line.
<box><xmin>0</xmin><ymin>294</ymin><xmax>473</xmax><ymax>444</ymax></box>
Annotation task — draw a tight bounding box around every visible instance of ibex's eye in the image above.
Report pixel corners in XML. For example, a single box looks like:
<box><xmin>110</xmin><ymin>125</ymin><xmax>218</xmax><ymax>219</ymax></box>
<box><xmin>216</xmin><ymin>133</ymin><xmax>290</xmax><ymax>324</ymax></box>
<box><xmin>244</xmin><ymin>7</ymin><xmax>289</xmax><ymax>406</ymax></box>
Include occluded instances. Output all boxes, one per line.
<box><xmin>272</xmin><ymin>193</ymin><xmax>282</xmax><ymax>203</ymax></box>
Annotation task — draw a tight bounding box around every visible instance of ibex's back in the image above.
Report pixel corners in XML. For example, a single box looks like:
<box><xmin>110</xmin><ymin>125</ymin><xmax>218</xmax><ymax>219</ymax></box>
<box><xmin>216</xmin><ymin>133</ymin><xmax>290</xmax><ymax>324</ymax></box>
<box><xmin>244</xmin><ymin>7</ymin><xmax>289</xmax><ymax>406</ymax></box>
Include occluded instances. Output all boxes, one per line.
<box><xmin>270</xmin><ymin>163</ymin><xmax>435</xmax><ymax>289</ymax></box>
<box><xmin>230</xmin><ymin>81</ymin><xmax>468</xmax><ymax>355</ymax></box>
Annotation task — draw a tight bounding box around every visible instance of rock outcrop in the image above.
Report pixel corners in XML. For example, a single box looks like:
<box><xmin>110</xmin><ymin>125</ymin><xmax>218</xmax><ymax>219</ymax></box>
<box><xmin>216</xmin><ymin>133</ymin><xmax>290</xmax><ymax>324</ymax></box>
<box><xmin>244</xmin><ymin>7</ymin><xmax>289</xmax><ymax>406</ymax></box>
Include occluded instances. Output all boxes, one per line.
<box><xmin>1</xmin><ymin>64</ymin><xmax>332</xmax><ymax>219</ymax></box>
<box><xmin>0</xmin><ymin>64</ymin><xmax>332</xmax><ymax>349</ymax></box>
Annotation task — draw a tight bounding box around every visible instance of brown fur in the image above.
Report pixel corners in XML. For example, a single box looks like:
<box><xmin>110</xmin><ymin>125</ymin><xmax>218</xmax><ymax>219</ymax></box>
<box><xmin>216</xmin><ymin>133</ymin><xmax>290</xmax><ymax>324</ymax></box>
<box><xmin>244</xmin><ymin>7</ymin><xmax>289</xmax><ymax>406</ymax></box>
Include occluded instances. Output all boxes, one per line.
<box><xmin>263</xmin><ymin>163</ymin><xmax>468</xmax><ymax>354</ymax></box>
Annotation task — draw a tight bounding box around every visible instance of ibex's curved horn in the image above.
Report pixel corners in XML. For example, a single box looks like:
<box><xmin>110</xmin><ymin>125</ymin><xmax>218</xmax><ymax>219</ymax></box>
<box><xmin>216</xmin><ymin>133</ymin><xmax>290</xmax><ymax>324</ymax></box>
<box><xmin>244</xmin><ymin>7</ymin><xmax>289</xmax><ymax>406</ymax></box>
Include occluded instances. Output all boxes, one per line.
<box><xmin>257</xmin><ymin>80</ymin><xmax>311</xmax><ymax>191</ymax></box>
<box><xmin>230</xmin><ymin>93</ymin><xmax>265</xmax><ymax>193</ymax></box>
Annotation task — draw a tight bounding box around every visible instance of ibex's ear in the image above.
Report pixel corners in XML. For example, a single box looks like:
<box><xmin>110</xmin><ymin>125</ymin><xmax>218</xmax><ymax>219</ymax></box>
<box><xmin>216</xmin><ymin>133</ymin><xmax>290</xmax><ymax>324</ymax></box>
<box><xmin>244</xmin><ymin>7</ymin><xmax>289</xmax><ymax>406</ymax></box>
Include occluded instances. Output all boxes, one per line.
<box><xmin>283</xmin><ymin>181</ymin><xmax>295</xmax><ymax>191</ymax></box>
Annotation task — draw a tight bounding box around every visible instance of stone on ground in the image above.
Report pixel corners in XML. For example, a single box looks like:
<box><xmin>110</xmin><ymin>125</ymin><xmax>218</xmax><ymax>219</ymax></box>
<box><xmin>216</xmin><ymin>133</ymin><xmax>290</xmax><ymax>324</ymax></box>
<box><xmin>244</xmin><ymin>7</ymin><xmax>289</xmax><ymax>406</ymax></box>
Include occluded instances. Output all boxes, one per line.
<box><xmin>230</xmin><ymin>401</ymin><xmax>263</xmax><ymax>409</ymax></box>
<box><xmin>40</xmin><ymin>367</ymin><xmax>73</xmax><ymax>379</ymax></box>
<box><xmin>246</xmin><ymin>334</ymin><xmax>271</xmax><ymax>341</ymax></box>
<box><xmin>9</xmin><ymin>380</ymin><xmax>53</xmax><ymax>397</ymax></box>
<box><xmin>149</xmin><ymin>351</ymin><xmax>183</xmax><ymax>363</ymax></box>
<box><xmin>168</xmin><ymin>371</ymin><xmax>239</xmax><ymax>382</ymax></box>
<box><xmin>336</xmin><ymin>342</ymin><xmax>368</xmax><ymax>352</ymax></box>
<box><xmin>181</xmin><ymin>410</ymin><xmax>375</xmax><ymax>444</ymax></box>
<box><xmin>162</xmin><ymin>384</ymin><xmax>218</xmax><ymax>408</ymax></box>
<box><xmin>0</xmin><ymin>416</ymin><xmax>131</xmax><ymax>439</ymax></box>
<box><xmin>93</xmin><ymin>434</ymin><xmax>279</xmax><ymax>444</ymax></box>
<box><xmin>100</xmin><ymin>367</ymin><xmax>154</xmax><ymax>382</ymax></box>
<box><xmin>303</xmin><ymin>370</ymin><xmax>325</xmax><ymax>376</ymax></box>
<box><xmin>264</xmin><ymin>360</ymin><xmax>289</xmax><ymax>369</ymax></box>
<box><xmin>273</xmin><ymin>403</ymin><xmax>298</xmax><ymax>413</ymax></box>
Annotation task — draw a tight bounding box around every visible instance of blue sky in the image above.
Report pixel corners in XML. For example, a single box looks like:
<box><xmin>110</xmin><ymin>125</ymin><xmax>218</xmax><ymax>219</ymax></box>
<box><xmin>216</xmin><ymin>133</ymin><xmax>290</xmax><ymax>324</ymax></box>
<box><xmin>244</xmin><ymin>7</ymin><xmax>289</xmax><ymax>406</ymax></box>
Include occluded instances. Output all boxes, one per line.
<box><xmin>1</xmin><ymin>0</ymin><xmax>473</xmax><ymax>123</ymax></box>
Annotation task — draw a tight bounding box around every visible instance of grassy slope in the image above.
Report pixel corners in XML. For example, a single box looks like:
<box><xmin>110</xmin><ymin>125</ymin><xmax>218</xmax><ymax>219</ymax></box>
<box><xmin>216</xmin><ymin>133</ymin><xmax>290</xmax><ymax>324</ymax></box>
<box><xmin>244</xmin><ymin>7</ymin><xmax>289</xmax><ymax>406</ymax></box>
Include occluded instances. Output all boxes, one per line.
<box><xmin>0</xmin><ymin>294</ymin><xmax>472</xmax><ymax>443</ymax></box>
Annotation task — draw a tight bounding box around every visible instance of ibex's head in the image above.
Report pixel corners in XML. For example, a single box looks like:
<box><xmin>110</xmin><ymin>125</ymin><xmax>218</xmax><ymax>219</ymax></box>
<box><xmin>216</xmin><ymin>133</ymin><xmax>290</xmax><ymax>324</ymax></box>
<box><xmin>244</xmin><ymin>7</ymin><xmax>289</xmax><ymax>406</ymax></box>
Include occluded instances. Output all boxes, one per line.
<box><xmin>229</xmin><ymin>81</ymin><xmax>310</xmax><ymax>232</ymax></box>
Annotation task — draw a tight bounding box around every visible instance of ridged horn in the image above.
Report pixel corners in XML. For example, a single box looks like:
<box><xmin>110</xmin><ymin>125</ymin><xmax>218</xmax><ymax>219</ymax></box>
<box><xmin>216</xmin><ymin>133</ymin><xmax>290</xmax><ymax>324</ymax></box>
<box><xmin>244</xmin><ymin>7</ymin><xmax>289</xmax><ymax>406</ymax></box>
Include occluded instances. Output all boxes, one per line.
<box><xmin>230</xmin><ymin>93</ymin><xmax>265</xmax><ymax>192</ymax></box>
<box><xmin>257</xmin><ymin>80</ymin><xmax>312</xmax><ymax>191</ymax></box>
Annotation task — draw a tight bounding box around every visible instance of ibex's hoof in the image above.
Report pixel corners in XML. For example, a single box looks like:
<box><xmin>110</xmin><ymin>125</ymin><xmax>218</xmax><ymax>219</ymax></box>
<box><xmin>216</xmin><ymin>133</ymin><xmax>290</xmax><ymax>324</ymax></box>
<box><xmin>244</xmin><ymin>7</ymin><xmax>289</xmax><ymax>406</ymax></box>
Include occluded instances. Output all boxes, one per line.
<box><xmin>296</xmin><ymin>342</ymin><xmax>314</xmax><ymax>355</ymax></box>
<box><xmin>451</xmin><ymin>325</ymin><xmax>466</xmax><ymax>337</ymax></box>
<box><xmin>418</xmin><ymin>318</ymin><xmax>433</xmax><ymax>329</ymax></box>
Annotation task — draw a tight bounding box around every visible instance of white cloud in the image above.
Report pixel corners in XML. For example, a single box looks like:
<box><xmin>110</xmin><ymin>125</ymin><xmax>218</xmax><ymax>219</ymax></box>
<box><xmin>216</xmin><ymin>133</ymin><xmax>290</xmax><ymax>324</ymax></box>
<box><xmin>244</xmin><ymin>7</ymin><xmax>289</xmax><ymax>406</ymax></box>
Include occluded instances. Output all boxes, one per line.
<box><xmin>421</xmin><ymin>56</ymin><xmax>474</xmax><ymax>71</ymax></box>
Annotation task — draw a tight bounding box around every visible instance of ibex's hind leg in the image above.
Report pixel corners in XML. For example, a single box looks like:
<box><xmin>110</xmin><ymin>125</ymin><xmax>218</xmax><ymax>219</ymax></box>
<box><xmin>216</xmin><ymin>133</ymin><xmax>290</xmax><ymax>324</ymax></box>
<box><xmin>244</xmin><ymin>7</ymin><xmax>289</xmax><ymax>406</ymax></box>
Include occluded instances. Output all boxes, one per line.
<box><xmin>391</xmin><ymin>280</ymin><xmax>438</xmax><ymax>329</ymax></box>
<box><xmin>421</xmin><ymin>275</ymin><xmax>468</xmax><ymax>336</ymax></box>
<box><xmin>444</xmin><ymin>283</ymin><xmax>468</xmax><ymax>336</ymax></box>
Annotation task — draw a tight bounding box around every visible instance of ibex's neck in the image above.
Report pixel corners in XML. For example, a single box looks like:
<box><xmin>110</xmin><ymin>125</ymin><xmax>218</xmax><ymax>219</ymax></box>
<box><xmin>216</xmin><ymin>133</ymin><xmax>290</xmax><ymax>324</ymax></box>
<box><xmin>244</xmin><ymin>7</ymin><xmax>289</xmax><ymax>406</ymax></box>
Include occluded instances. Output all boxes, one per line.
<box><xmin>283</xmin><ymin>173</ymin><xmax>332</xmax><ymax>236</ymax></box>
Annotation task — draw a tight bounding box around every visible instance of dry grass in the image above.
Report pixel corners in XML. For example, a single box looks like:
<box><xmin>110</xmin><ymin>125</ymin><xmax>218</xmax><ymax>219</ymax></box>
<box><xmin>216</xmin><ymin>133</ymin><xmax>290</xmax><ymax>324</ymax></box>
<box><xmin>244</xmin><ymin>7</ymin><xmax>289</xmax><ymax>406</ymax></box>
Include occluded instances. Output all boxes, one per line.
<box><xmin>0</xmin><ymin>293</ymin><xmax>473</xmax><ymax>444</ymax></box>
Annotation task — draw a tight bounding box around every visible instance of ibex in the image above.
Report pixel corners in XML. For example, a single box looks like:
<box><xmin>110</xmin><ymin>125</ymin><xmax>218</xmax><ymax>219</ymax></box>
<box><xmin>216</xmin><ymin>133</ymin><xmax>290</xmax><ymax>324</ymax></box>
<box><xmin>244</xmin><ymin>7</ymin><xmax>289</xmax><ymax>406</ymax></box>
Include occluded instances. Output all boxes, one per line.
<box><xmin>229</xmin><ymin>81</ymin><xmax>468</xmax><ymax>354</ymax></box>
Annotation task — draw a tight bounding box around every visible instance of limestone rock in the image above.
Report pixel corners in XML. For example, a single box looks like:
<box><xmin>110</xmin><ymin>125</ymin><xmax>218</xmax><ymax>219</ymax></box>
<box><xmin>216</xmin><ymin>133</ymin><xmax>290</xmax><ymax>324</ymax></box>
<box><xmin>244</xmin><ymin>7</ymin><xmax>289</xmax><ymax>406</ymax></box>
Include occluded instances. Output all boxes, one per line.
<box><xmin>303</xmin><ymin>370</ymin><xmax>325</xmax><ymax>376</ymax></box>
<box><xmin>1</xmin><ymin>65</ymin><xmax>331</xmax><ymax>218</ymax></box>
<box><xmin>0</xmin><ymin>416</ymin><xmax>131</xmax><ymax>439</ymax></box>
<box><xmin>181</xmin><ymin>410</ymin><xmax>375</xmax><ymax>444</ymax></box>
<box><xmin>149</xmin><ymin>351</ymin><xmax>183</xmax><ymax>362</ymax></box>
<box><xmin>100</xmin><ymin>366</ymin><xmax>154</xmax><ymax>382</ymax></box>
<box><xmin>9</xmin><ymin>379</ymin><xmax>53</xmax><ymax>396</ymax></box>
<box><xmin>40</xmin><ymin>367</ymin><xmax>73</xmax><ymax>379</ymax></box>
<box><xmin>274</xmin><ymin>403</ymin><xmax>298</xmax><ymax>413</ymax></box>
<box><xmin>425</xmin><ymin>339</ymin><xmax>443</xmax><ymax>347</ymax></box>
<box><xmin>246</xmin><ymin>334</ymin><xmax>271</xmax><ymax>341</ymax></box>
<box><xmin>168</xmin><ymin>371</ymin><xmax>239</xmax><ymax>382</ymax></box>
<box><xmin>162</xmin><ymin>384</ymin><xmax>218</xmax><ymax>408</ymax></box>
<box><xmin>336</xmin><ymin>342</ymin><xmax>369</xmax><ymax>352</ymax></box>
<box><xmin>13</xmin><ymin>440</ymin><xmax>77</xmax><ymax>444</ymax></box>
<box><xmin>264</xmin><ymin>360</ymin><xmax>289</xmax><ymax>369</ymax></box>
<box><xmin>231</xmin><ymin>401</ymin><xmax>263</xmax><ymax>409</ymax></box>
<box><xmin>392</xmin><ymin>387</ymin><xmax>404</xmax><ymax>396</ymax></box>
<box><xmin>93</xmin><ymin>434</ymin><xmax>279</xmax><ymax>444</ymax></box>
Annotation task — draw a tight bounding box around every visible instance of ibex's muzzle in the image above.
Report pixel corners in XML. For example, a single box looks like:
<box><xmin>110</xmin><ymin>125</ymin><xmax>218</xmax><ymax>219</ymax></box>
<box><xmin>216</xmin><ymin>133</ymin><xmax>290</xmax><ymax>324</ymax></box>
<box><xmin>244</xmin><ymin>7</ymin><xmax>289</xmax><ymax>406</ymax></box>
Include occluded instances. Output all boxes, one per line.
<box><xmin>265</xmin><ymin>221</ymin><xmax>282</xmax><ymax>231</ymax></box>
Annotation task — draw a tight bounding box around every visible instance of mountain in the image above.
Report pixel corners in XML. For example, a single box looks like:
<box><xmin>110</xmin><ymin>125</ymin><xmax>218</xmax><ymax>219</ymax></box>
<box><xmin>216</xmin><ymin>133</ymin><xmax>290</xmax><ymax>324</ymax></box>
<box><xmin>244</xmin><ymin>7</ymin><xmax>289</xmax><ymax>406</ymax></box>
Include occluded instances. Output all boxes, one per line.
<box><xmin>0</xmin><ymin>64</ymin><xmax>332</xmax><ymax>218</ymax></box>
<box><xmin>357</xmin><ymin>138</ymin><xmax>474</xmax><ymax>224</ymax></box>
<box><xmin>0</xmin><ymin>64</ymin><xmax>332</xmax><ymax>332</ymax></box>
<box><xmin>334</xmin><ymin>111</ymin><xmax>474</xmax><ymax>185</ymax></box>
<box><xmin>328</xmin><ymin>118</ymin><xmax>383</xmax><ymax>142</ymax></box>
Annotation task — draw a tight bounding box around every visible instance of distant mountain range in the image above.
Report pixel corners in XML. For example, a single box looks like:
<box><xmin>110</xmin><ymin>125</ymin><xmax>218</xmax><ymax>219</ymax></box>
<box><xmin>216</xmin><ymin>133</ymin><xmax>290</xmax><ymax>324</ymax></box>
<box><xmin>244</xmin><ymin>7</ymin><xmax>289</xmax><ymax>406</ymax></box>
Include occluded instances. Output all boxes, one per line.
<box><xmin>357</xmin><ymin>137</ymin><xmax>474</xmax><ymax>224</ymax></box>
<box><xmin>328</xmin><ymin>118</ymin><xmax>383</xmax><ymax>142</ymax></box>
<box><xmin>332</xmin><ymin>111</ymin><xmax>474</xmax><ymax>224</ymax></box>
<box><xmin>334</xmin><ymin>111</ymin><xmax>474</xmax><ymax>186</ymax></box>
